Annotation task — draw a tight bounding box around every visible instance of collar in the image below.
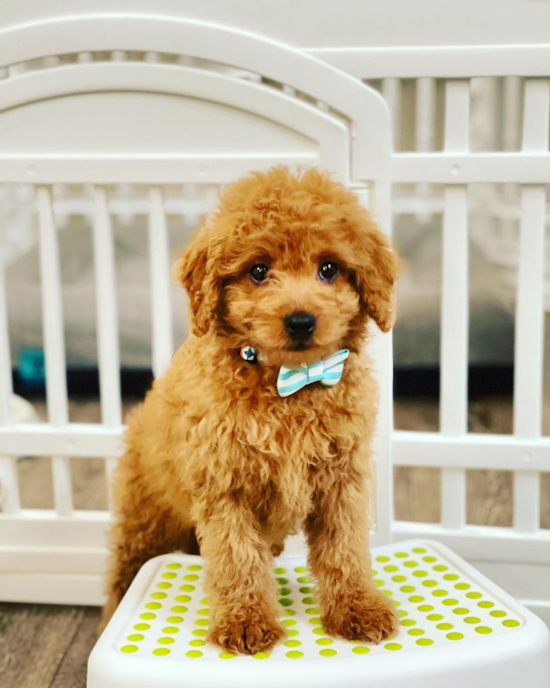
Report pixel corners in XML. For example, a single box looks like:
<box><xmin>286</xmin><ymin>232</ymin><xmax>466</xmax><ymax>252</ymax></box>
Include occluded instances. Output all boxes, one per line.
<box><xmin>239</xmin><ymin>345</ymin><xmax>350</xmax><ymax>397</ymax></box>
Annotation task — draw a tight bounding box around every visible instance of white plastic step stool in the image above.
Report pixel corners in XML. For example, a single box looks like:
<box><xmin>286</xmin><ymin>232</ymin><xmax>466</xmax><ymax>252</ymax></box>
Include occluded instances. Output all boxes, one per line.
<box><xmin>88</xmin><ymin>540</ymin><xmax>550</xmax><ymax>687</ymax></box>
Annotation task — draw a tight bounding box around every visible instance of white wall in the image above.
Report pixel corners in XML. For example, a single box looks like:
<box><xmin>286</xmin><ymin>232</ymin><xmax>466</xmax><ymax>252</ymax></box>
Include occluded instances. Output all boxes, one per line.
<box><xmin>0</xmin><ymin>0</ymin><xmax>548</xmax><ymax>50</ymax></box>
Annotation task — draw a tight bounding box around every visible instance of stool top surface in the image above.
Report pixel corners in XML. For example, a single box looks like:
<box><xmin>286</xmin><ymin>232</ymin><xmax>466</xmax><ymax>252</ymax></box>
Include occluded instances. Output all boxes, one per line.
<box><xmin>113</xmin><ymin>540</ymin><xmax>525</xmax><ymax>663</ymax></box>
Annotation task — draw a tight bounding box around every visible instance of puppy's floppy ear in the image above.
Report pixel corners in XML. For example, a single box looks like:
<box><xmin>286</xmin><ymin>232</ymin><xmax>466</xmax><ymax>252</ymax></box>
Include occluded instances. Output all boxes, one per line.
<box><xmin>350</xmin><ymin>217</ymin><xmax>398</xmax><ymax>333</ymax></box>
<box><xmin>173</xmin><ymin>227</ymin><xmax>221</xmax><ymax>336</ymax></box>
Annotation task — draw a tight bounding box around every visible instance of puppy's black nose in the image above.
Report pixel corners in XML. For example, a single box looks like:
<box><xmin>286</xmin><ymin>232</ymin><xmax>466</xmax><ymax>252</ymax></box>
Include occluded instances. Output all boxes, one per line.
<box><xmin>284</xmin><ymin>311</ymin><xmax>316</xmax><ymax>340</ymax></box>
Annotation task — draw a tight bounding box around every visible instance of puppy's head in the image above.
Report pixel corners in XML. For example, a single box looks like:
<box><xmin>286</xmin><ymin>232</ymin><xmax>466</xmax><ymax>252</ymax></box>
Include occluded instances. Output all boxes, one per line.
<box><xmin>174</xmin><ymin>168</ymin><xmax>398</xmax><ymax>367</ymax></box>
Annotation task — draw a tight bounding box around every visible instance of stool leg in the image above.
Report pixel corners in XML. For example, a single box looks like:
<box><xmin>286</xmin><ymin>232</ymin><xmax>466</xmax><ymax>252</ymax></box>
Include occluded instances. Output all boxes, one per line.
<box><xmin>195</xmin><ymin>497</ymin><xmax>285</xmax><ymax>655</ymax></box>
<box><xmin>305</xmin><ymin>474</ymin><xmax>398</xmax><ymax>644</ymax></box>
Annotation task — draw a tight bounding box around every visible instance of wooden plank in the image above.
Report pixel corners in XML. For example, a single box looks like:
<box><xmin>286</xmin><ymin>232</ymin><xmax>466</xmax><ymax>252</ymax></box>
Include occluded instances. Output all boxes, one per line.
<box><xmin>395</xmin><ymin>464</ymin><xmax>514</xmax><ymax>532</ymax></box>
<box><xmin>393</xmin><ymin>466</ymin><xmax>441</xmax><ymax>524</ymax></box>
<box><xmin>50</xmin><ymin>607</ymin><xmax>101</xmax><ymax>688</ymax></box>
<box><xmin>0</xmin><ymin>603</ymin><xmax>87</xmax><ymax>688</ymax></box>
<box><xmin>466</xmin><ymin>470</ymin><xmax>512</xmax><ymax>528</ymax></box>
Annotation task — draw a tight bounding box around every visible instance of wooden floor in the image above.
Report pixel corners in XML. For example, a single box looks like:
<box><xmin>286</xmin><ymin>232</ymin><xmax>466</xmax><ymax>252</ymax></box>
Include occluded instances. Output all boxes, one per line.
<box><xmin>0</xmin><ymin>603</ymin><xmax>100</xmax><ymax>688</ymax></box>
<box><xmin>1</xmin><ymin>394</ymin><xmax>549</xmax><ymax>687</ymax></box>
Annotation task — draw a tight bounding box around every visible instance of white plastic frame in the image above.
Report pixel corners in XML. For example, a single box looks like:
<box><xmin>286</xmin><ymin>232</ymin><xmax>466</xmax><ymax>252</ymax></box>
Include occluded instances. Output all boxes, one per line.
<box><xmin>0</xmin><ymin>12</ymin><xmax>394</xmax><ymax>605</ymax></box>
<box><xmin>0</xmin><ymin>13</ymin><xmax>391</xmax><ymax>183</ymax></box>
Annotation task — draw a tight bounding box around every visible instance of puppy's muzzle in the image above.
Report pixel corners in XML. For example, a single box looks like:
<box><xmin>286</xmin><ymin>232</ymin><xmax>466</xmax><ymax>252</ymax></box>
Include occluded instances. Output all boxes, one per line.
<box><xmin>284</xmin><ymin>311</ymin><xmax>316</xmax><ymax>343</ymax></box>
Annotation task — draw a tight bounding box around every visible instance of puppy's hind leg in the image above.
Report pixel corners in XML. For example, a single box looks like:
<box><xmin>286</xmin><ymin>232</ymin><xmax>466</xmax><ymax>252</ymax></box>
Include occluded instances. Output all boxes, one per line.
<box><xmin>100</xmin><ymin>497</ymin><xmax>192</xmax><ymax>634</ymax></box>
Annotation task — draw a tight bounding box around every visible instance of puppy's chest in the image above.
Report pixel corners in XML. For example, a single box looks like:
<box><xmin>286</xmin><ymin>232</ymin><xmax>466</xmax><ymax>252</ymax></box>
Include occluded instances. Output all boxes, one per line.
<box><xmin>238</xmin><ymin>391</ymin><xmax>363</xmax><ymax>527</ymax></box>
<box><xmin>239</xmin><ymin>387</ymin><xmax>362</xmax><ymax>479</ymax></box>
<box><xmin>250</xmin><ymin>387</ymin><xmax>347</xmax><ymax>446</ymax></box>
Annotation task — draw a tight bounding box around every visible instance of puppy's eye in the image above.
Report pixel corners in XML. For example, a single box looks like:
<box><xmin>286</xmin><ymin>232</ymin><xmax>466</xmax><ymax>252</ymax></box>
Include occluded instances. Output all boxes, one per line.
<box><xmin>318</xmin><ymin>261</ymin><xmax>339</xmax><ymax>282</ymax></box>
<box><xmin>249</xmin><ymin>264</ymin><xmax>269</xmax><ymax>284</ymax></box>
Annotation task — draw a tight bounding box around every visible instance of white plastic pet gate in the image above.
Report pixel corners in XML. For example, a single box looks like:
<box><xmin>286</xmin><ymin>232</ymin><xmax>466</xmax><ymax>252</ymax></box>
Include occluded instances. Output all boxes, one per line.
<box><xmin>312</xmin><ymin>44</ymin><xmax>550</xmax><ymax>623</ymax></box>
<box><xmin>0</xmin><ymin>14</ymin><xmax>394</xmax><ymax>605</ymax></box>
<box><xmin>0</xmin><ymin>13</ymin><xmax>548</xmax><ymax>627</ymax></box>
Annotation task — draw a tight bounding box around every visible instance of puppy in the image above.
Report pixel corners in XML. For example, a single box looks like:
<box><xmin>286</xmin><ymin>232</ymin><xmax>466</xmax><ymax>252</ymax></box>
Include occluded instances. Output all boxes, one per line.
<box><xmin>101</xmin><ymin>167</ymin><xmax>399</xmax><ymax>655</ymax></box>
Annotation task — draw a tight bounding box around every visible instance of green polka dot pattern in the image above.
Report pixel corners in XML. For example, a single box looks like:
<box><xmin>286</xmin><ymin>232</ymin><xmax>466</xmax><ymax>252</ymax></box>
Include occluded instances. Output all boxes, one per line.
<box><xmin>116</xmin><ymin>544</ymin><xmax>523</xmax><ymax>661</ymax></box>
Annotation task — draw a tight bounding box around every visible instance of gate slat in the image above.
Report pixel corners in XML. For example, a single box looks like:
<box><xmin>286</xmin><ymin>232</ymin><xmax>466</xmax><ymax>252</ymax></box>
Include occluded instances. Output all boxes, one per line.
<box><xmin>382</xmin><ymin>78</ymin><xmax>402</xmax><ymax>150</ymax></box>
<box><xmin>92</xmin><ymin>186</ymin><xmax>122</xmax><ymax>508</ymax></box>
<box><xmin>148</xmin><ymin>187</ymin><xmax>174</xmax><ymax>379</ymax></box>
<box><xmin>513</xmin><ymin>78</ymin><xmax>549</xmax><ymax>533</ymax></box>
<box><xmin>0</xmin><ymin>267</ymin><xmax>20</xmax><ymax>514</ymax></box>
<box><xmin>415</xmin><ymin>77</ymin><xmax>436</xmax><ymax>224</ymax></box>
<box><xmin>364</xmin><ymin>182</ymin><xmax>393</xmax><ymax>546</ymax></box>
<box><xmin>440</xmin><ymin>80</ymin><xmax>470</xmax><ymax>530</ymax></box>
<box><xmin>37</xmin><ymin>186</ymin><xmax>73</xmax><ymax>516</ymax></box>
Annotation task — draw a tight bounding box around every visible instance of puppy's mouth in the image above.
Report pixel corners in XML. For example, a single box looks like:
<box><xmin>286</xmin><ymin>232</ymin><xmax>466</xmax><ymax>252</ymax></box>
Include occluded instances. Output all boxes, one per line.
<box><xmin>256</xmin><ymin>338</ymin><xmax>342</xmax><ymax>367</ymax></box>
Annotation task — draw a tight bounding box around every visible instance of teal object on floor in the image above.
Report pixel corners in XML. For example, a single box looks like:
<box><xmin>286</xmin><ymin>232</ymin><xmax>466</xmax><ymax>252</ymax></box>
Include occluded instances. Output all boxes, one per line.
<box><xmin>18</xmin><ymin>347</ymin><xmax>45</xmax><ymax>388</ymax></box>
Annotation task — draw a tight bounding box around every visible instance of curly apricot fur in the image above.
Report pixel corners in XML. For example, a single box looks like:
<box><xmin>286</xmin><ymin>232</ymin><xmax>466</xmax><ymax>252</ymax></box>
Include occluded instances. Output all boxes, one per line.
<box><xmin>101</xmin><ymin>168</ymin><xmax>399</xmax><ymax>654</ymax></box>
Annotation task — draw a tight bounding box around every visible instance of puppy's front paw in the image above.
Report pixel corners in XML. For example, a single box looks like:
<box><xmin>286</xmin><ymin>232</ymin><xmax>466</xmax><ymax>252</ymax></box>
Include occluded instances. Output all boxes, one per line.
<box><xmin>208</xmin><ymin>605</ymin><xmax>285</xmax><ymax>655</ymax></box>
<box><xmin>323</xmin><ymin>589</ymin><xmax>398</xmax><ymax>644</ymax></box>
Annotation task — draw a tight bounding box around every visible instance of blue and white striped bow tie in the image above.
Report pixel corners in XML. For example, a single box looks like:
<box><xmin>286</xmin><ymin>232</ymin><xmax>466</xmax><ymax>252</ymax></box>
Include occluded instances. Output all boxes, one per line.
<box><xmin>277</xmin><ymin>349</ymin><xmax>350</xmax><ymax>398</ymax></box>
